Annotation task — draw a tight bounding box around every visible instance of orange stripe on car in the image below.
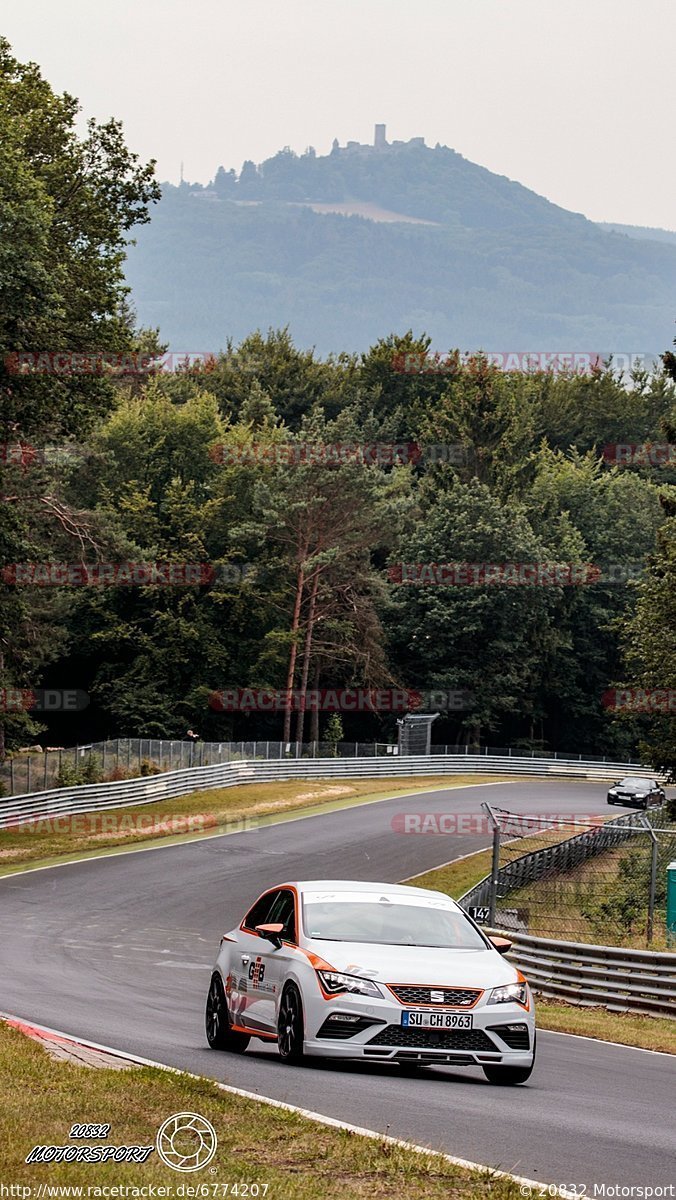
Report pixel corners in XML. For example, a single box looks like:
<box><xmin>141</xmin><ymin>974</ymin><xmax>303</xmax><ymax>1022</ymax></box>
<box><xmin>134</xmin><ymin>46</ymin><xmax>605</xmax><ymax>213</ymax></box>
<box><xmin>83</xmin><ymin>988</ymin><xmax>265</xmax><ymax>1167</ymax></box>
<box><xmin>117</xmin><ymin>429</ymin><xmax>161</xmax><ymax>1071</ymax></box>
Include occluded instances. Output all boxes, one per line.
<box><xmin>230</xmin><ymin>1023</ymin><xmax>278</xmax><ymax>1041</ymax></box>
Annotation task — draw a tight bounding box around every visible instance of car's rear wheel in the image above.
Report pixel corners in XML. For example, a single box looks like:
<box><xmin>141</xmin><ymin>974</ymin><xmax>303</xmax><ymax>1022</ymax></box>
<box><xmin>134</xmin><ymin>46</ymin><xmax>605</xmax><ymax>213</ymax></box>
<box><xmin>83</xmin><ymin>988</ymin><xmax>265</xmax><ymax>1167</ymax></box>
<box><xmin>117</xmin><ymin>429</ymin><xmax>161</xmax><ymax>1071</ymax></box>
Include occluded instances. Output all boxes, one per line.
<box><xmin>206</xmin><ymin>974</ymin><xmax>250</xmax><ymax>1053</ymax></box>
<box><xmin>278</xmin><ymin>983</ymin><xmax>304</xmax><ymax>1064</ymax></box>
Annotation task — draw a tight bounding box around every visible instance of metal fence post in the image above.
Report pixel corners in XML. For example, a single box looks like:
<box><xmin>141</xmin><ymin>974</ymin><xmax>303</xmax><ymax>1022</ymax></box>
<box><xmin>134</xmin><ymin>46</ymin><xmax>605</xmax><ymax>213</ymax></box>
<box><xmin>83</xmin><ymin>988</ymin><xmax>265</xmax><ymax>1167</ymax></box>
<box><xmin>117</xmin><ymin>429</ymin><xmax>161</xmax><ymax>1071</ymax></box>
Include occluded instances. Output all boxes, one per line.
<box><xmin>640</xmin><ymin>815</ymin><xmax>659</xmax><ymax>944</ymax></box>
<box><xmin>482</xmin><ymin>802</ymin><xmax>501</xmax><ymax>927</ymax></box>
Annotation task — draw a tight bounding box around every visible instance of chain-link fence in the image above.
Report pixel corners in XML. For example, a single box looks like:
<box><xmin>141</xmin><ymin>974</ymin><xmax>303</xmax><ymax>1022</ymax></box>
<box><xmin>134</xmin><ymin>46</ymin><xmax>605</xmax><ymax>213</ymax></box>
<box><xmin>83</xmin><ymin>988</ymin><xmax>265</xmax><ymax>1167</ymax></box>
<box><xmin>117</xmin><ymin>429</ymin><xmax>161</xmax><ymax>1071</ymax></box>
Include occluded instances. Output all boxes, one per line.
<box><xmin>462</xmin><ymin>803</ymin><xmax>676</xmax><ymax>949</ymax></box>
<box><xmin>1</xmin><ymin>738</ymin><xmax>653</xmax><ymax>798</ymax></box>
<box><xmin>0</xmin><ymin>739</ymin><xmax>408</xmax><ymax>796</ymax></box>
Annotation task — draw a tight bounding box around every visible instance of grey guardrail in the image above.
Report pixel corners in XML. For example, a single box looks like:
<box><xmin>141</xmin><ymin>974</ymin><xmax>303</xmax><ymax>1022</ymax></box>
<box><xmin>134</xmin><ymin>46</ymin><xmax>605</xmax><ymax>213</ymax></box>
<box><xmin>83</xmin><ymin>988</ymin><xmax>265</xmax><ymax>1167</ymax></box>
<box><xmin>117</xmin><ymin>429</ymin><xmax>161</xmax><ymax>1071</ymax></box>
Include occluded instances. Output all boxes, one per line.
<box><xmin>0</xmin><ymin>754</ymin><xmax>664</xmax><ymax>829</ymax></box>
<box><xmin>495</xmin><ymin>930</ymin><xmax>676</xmax><ymax>1016</ymax></box>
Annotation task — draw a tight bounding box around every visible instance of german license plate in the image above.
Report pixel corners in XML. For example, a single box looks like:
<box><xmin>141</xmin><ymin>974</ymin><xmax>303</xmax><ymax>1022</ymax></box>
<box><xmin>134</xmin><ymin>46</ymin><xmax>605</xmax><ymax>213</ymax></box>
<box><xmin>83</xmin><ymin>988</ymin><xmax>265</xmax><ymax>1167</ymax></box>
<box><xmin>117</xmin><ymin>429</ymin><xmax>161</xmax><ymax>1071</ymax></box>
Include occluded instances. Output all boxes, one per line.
<box><xmin>401</xmin><ymin>1011</ymin><xmax>473</xmax><ymax>1029</ymax></box>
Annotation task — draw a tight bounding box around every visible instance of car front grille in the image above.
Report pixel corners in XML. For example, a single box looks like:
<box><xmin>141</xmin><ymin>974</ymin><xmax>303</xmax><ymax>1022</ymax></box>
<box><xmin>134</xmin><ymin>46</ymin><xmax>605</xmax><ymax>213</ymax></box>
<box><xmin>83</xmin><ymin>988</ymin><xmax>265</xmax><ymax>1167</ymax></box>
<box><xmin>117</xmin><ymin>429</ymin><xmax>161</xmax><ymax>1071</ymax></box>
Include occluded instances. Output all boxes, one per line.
<box><xmin>487</xmin><ymin>1023</ymin><xmax>531</xmax><ymax>1050</ymax></box>
<box><xmin>388</xmin><ymin>985</ymin><xmax>482</xmax><ymax>1007</ymax></box>
<box><xmin>367</xmin><ymin>1025</ymin><xmax>497</xmax><ymax>1051</ymax></box>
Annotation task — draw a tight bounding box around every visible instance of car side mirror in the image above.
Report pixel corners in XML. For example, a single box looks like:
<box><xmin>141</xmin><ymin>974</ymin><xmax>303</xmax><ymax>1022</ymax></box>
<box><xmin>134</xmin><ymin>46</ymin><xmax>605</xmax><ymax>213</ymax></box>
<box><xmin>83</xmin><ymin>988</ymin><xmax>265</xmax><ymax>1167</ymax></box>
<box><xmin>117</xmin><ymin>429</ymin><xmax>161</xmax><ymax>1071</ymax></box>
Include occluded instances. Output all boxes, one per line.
<box><xmin>255</xmin><ymin>922</ymin><xmax>284</xmax><ymax>949</ymax></box>
<box><xmin>489</xmin><ymin>936</ymin><xmax>513</xmax><ymax>956</ymax></box>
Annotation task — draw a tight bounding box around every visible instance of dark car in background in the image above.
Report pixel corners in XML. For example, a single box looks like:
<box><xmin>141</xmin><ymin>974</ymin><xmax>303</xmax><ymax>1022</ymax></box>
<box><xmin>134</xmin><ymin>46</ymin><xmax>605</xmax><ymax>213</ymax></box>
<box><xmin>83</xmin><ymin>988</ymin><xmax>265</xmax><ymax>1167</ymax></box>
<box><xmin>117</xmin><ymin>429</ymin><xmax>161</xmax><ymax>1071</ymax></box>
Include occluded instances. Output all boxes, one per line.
<box><xmin>607</xmin><ymin>777</ymin><xmax>665</xmax><ymax>809</ymax></box>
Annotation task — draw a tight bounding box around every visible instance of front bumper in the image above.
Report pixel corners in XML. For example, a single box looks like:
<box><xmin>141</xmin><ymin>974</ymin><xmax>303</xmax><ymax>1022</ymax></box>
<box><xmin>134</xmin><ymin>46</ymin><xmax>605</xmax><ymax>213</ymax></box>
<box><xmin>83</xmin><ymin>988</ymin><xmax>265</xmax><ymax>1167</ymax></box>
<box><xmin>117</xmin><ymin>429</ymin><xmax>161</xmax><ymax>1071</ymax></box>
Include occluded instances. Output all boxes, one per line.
<box><xmin>303</xmin><ymin>991</ymin><xmax>535</xmax><ymax>1065</ymax></box>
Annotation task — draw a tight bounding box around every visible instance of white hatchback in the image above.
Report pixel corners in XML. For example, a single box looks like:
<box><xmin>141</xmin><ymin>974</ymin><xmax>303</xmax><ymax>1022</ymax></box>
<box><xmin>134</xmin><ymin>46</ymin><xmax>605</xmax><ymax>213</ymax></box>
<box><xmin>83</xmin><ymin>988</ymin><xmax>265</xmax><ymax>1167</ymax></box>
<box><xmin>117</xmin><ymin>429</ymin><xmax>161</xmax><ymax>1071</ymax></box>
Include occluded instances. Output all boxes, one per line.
<box><xmin>206</xmin><ymin>879</ymin><xmax>536</xmax><ymax>1084</ymax></box>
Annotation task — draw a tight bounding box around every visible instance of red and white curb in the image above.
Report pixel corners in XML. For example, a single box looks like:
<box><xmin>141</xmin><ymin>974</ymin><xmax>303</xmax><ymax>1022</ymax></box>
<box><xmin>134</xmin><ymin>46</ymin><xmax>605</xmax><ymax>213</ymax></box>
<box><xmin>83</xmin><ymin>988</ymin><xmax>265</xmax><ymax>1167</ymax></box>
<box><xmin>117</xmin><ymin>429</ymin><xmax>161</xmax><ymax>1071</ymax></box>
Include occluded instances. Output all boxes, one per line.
<box><xmin>2</xmin><ymin>1011</ymin><xmax>578</xmax><ymax>1198</ymax></box>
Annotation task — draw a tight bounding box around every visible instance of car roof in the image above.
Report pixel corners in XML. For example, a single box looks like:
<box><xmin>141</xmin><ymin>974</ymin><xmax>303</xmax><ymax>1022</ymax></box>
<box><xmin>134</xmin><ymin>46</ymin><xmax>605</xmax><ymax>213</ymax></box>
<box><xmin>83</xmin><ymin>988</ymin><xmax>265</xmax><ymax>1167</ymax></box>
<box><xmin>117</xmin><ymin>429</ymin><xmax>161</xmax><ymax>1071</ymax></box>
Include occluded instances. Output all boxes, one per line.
<box><xmin>276</xmin><ymin>880</ymin><xmax>460</xmax><ymax>905</ymax></box>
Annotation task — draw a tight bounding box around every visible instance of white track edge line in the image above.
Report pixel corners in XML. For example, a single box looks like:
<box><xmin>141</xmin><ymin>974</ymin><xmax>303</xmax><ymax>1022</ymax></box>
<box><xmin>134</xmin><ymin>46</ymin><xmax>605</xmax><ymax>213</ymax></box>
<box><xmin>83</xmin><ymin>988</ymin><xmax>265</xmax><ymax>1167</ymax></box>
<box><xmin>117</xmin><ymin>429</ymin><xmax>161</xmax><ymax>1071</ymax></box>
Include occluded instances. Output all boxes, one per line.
<box><xmin>0</xmin><ymin>1011</ymin><xmax>577</xmax><ymax>1198</ymax></box>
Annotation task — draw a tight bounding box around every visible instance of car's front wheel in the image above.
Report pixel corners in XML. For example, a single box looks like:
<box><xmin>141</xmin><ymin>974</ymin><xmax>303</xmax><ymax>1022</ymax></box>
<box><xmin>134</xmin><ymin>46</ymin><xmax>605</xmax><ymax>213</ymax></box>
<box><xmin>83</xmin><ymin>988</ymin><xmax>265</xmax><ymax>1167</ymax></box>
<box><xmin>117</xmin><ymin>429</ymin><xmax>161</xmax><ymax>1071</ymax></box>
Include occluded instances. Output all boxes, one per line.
<box><xmin>278</xmin><ymin>983</ymin><xmax>304</xmax><ymax>1064</ymax></box>
<box><xmin>483</xmin><ymin>1036</ymin><xmax>535</xmax><ymax>1085</ymax></box>
<box><xmin>398</xmin><ymin>1062</ymin><xmax>430</xmax><ymax>1076</ymax></box>
<box><xmin>482</xmin><ymin>1061</ymin><xmax>534</xmax><ymax>1085</ymax></box>
<box><xmin>206</xmin><ymin>974</ymin><xmax>250</xmax><ymax>1053</ymax></box>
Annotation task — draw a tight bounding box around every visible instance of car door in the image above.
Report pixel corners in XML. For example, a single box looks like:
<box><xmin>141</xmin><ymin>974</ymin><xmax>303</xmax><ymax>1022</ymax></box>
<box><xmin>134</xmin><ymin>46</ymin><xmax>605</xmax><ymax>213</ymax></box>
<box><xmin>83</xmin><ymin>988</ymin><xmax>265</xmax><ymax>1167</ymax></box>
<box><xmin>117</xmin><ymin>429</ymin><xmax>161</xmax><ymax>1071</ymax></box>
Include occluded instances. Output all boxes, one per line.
<box><xmin>229</xmin><ymin>889</ymin><xmax>280</xmax><ymax>1033</ymax></box>
<box><xmin>257</xmin><ymin>888</ymin><xmax>298</xmax><ymax>1029</ymax></box>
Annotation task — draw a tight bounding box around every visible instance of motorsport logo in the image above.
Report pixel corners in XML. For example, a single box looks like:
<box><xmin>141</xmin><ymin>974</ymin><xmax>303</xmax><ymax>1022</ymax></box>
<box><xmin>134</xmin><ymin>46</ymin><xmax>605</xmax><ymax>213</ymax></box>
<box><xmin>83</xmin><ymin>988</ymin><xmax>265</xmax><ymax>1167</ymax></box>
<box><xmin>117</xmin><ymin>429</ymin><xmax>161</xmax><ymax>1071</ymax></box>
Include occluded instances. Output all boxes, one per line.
<box><xmin>155</xmin><ymin>1113</ymin><xmax>218</xmax><ymax>1172</ymax></box>
<box><xmin>24</xmin><ymin>1113</ymin><xmax>218</xmax><ymax>1173</ymax></box>
<box><xmin>25</xmin><ymin>1122</ymin><xmax>153</xmax><ymax>1165</ymax></box>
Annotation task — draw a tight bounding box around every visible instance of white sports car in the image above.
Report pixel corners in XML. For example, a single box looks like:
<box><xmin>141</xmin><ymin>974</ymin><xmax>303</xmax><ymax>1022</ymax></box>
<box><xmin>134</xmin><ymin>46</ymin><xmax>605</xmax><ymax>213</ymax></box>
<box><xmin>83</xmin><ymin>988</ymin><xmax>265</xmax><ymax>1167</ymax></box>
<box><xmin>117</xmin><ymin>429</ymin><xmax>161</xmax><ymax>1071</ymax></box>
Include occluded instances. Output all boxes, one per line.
<box><xmin>206</xmin><ymin>880</ymin><xmax>536</xmax><ymax>1084</ymax></box>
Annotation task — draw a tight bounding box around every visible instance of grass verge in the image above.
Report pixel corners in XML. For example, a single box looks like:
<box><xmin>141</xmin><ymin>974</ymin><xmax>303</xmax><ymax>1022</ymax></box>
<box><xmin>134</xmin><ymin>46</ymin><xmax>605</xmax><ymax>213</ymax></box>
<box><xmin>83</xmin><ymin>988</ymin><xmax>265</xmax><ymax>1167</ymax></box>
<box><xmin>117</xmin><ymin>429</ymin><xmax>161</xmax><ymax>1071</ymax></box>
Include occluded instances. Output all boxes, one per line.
<box><xmin>535</xmin><ymin>998</ymin><xmax>676</xmax><ymax>1054</ymax></box>
<box><xmin>0</xmin><ymin>775</ymin><xmax>509</xmax><ymax>876</ymax></box>
<box><xmin>0</xmin><ymin>1022</ymin><xmax>526</xmax><ymax>1198</ymax></box>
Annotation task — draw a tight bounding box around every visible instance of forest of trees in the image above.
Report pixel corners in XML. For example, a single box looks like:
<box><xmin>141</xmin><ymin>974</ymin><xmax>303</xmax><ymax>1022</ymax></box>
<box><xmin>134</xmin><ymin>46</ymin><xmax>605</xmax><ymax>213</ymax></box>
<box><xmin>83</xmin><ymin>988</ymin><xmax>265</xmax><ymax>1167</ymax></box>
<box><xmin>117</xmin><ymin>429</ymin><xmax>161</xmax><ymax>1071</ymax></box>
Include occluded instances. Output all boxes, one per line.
<box><xmin>1</xmin><ymin>39</ymin><xmax>675</xmax><ymax>775</ymax></box>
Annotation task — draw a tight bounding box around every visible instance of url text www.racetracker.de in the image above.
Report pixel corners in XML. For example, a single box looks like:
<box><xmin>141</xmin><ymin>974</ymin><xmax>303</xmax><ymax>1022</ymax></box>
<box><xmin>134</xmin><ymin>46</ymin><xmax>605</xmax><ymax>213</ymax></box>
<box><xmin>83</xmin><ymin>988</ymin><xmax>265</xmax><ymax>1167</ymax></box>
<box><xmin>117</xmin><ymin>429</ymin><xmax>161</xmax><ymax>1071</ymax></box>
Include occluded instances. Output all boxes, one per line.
<box><xmin>1</xmin><ymin>1184</ymin><xmax>674</xmax><ymax>1199</ymax></box>
<box><xmin>0</xmin><ymin>1186</ymin><xmax>268</xmax><ymax>1198</ymax></box>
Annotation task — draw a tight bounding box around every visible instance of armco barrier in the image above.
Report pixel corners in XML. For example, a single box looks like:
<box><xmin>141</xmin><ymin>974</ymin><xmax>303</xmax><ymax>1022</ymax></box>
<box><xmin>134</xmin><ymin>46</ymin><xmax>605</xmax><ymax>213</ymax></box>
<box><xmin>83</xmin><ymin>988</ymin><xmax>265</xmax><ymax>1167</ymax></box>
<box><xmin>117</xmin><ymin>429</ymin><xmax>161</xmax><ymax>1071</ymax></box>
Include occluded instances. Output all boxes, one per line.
<box><xmin>0</xmin><ymin>753</ymin><xmax>664</xmax><ymax>829</ymax></box>
<box><xmin>496</xmin><ymin>930</ymin><xmax>676</xmax><ymax>1016</ymax></box>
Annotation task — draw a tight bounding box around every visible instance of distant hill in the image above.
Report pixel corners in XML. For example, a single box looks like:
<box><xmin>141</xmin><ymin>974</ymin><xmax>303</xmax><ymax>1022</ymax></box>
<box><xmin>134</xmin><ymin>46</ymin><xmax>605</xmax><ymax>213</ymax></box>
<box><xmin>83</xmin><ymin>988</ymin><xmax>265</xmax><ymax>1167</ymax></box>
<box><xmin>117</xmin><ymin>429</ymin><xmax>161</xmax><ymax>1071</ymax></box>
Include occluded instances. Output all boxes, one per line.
<box><xmin>597</xmin><ymin>222</ymin><xmax>676</xmax><ymax>246</ymax></box>
<box><xmin>124</xmin><ymin>133</ymin><xmax>676</xmax><ymax>355</ymax></box>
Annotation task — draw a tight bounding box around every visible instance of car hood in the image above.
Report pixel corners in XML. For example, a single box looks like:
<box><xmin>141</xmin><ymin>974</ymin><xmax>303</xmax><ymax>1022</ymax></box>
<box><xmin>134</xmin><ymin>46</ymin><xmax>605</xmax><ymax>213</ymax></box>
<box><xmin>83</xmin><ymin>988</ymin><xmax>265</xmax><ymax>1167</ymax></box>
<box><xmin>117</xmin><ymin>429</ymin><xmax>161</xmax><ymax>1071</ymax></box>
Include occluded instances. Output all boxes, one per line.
<box><xmin>307</xmin><ymin>940</ymin><xmax>520</xmax><ymax>988</ymax></box>
<box><xmin>613</xmin><ymin>783</ymin><xmax>646</xmax><ymax>792</ymax></box>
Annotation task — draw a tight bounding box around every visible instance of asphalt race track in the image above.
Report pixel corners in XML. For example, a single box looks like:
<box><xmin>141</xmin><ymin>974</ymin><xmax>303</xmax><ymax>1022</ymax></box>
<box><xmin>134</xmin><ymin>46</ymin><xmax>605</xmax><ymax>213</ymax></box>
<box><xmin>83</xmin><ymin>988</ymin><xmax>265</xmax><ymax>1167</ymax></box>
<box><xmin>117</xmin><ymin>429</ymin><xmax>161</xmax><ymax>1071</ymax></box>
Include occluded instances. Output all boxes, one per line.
<box><xmin>1</xmin><ymin>780</ymin><xmax>674</xmax><ymax>1189</ymax></box>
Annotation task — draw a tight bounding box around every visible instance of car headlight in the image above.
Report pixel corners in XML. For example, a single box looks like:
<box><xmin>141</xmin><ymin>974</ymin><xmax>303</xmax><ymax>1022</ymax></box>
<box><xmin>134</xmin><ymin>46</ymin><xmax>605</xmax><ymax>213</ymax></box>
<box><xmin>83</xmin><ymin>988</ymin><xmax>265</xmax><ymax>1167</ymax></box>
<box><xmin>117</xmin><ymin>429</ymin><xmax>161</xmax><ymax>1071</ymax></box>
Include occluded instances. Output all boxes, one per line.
<box><xmin>316</xmin><ymin>970</ymin><xmax>383</xmax><ymax>998</ymax></box>
<box><xmin>608</xmin><ymin>788</ymin><xmax>618</xmax><ymax>794</ymax></box>
<box><xmin>488</xmin><ymin>981</ymin><xmax>529</xmax><ymax>1006</ymax></box>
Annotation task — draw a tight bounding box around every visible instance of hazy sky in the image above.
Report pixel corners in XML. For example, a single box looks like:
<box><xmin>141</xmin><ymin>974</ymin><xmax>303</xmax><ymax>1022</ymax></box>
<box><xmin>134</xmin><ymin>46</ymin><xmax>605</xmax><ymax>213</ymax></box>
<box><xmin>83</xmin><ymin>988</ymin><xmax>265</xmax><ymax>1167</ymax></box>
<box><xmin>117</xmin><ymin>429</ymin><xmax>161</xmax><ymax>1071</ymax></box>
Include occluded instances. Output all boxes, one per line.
<box><xmin>4</xmin><ymin>0</ymin><xmax>675</xmax><ymax>228</ymax></box>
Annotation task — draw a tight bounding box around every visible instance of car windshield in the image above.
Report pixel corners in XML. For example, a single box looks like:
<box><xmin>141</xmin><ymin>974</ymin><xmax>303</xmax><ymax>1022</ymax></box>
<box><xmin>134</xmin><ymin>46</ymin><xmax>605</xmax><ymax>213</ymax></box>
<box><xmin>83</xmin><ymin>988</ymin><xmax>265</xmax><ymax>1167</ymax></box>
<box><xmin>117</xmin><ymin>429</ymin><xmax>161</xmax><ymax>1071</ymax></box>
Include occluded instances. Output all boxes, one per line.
<box><xmin>618</xmin><ymin>778</ymin><xmax>653</xmax><ymax>788</ymax></box>
<box><xmin>302</xmin><ymin>890</ymin><xmax>487</xmax><ymax>948</ymax></box>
